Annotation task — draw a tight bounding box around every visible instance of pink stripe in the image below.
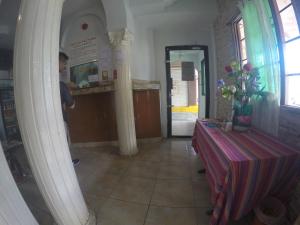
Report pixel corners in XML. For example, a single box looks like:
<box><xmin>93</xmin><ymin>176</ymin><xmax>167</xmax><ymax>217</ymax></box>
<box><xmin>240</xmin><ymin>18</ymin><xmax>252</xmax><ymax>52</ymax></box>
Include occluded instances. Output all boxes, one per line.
<box><xmin>192</xmin><ymin>120</ymin><xmax>300</xmax><ymax>225</ymax></box>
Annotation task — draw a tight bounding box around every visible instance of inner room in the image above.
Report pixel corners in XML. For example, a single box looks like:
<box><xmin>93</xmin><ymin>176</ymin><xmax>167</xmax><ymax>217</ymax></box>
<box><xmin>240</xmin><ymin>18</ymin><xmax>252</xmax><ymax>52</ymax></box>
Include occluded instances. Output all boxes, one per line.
<box><xmin>0</xmin><ymin>0</ymin><xmax>299</xmax><ymax>225</ymax></box>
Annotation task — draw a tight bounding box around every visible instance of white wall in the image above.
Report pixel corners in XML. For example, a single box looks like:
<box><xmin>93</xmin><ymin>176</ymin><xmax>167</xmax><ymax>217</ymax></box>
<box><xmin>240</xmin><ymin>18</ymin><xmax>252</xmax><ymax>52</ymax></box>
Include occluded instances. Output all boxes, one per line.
<box><xmin>60</xmin><ymin>4</ymin><xmax>112</xmax><ymax>83</ymax></box>
<box><xmin>125</xmin><ymin>2</ymin><xmax>156</xmax><ymax>81</ymax></box>
<box><xmin>131</xmin><ymin>24</ymin><xmax>156</xmax><ymax>80</ymax></box>
<box><xmin>154</xmin><ymin>26</ymin><xmax>217</xmax><ymax>137</ymax></box>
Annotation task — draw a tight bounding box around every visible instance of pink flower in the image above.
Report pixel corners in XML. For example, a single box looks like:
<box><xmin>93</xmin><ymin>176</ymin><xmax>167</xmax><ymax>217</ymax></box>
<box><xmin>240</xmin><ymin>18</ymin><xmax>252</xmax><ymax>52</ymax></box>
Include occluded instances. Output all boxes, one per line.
<box><xmin>243</xmin><ymin>63</ymin><xmax>253</xmax><ymax>72</ymax></box>
<box><xmin>225</xmin><ymin>65</ymin><xmax>233</xmax><ymax>73</ymax></box>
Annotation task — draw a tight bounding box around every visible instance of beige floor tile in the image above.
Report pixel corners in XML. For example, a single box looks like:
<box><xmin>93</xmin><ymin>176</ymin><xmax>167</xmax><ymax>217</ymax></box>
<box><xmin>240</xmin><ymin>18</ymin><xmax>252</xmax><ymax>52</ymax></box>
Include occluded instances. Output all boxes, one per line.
<box><xmin>94</xmin><ymin>158</ymin><xmax>131</xmax><ymax>176</ymax></box>
<box><xmin>192</xmin><ymin>178</ymin><xmax>212</xmax><ymax>207</ymax></box>
<box><xmin>157</xmin><ymin>162</ymin><xmax>191</xmax><ymax>179</ymax></box>
<box><xmin>125</xmin><ymin>161</ymin><xmax>160</xmax><ymax>179</ymax></box>
<box><xmin>151</xmin><ymin>180</ymin><xmax>194</xmax><ymax>207</ymax></box>
<box><xmin>228</xmin><ymin>212</ymin><xmax>254</xmax><ymax>225</ymax></box>
<box><xmin>75</xmin><ymin>161</ymin><xmax>100</xmax><ymax>181</ymax></box>
<box><xmin>29</xmin><ymin>206</ymin><xmax>54</xmax><ymax>225</ymax></box>
<box><xmin>133</xmin><ymin>150</ymin><xmax>163</xmax><ymax>162</ymax></box>
<box><xmin>18</xmin><ymin>139</ymin><xmax>215</xmax><ymax>225</ymax></box>
<box><xmin>195</xmin><ymin>207</ymin><xmax>212</xmax><ymax>225</ymax></box>
<box><xmin>18</xmin><ymin>179</ymin><xmax>49</xmax><ymax>212</ymax></box>
<box><xmin>160</xmin><ymin>142</ymin><xmax>190</xmax><ymax>162</ymax></box>
<box><xmin>97</xmin><ymin>198</ymin><xmax>148</xmax><ymax>225</ymax></box>
<box><xmin>196</xmin><ymin>207</ymin><xmax>253</xmax><ymax>225</ymax></box>
<box><xmin>190</xmin><ymin>156</ymin><xmax>206</xmax><ymax>181</ymax></box>
<box><xmin>145</xmin><ymin>206</ymin><xmax>197</xmax><ymax>225</ymax></box>
<box><xmin>169</xmin><ymin>140</ymin><xmax>189</xmax><ymax>149</ymax></box>
<box><xmin>84</xmin><ymin>174</ymin><xmax>121</xmax><ymax>198</ymax></box>
<box><xmin>85</xmin><ymin>194</ymin><xmax>108</xmax><ymax>211</ymax></box>
<box><xmin>190</xmin><ymin>154</ymin><xmax>204</xmax><ymax>168</ymax></box>
<box><xmin>138</xmin><ymin>142</ymin><xmax>163</xmax><ymax>152</ymax></box>
<box><xmin>110</xmin><ymin>177</ymin><xmax>156</xmax><ymax>204</ymax></box>
<box><xmin>161</xmin><ymin>152</ymin><xmax>190</xmax><ymax>163</ymax></box>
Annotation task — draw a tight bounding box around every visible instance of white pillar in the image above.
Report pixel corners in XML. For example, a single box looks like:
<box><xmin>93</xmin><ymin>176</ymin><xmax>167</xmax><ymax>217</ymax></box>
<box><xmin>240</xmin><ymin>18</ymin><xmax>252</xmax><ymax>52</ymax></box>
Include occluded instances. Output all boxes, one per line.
<box><xmin>109</xmin><ymin>29</ymin><xmax>138</xmax><ymax>155</ymax></box>
<box><xmin>0</xmin><ymin>145</ymin><xmax>38</xmax><ymax>225</ymax></box>
<box><xmin>14</xmin><ymin>1</ymin><xmax>95</xmax><ymax>225</ymax></box>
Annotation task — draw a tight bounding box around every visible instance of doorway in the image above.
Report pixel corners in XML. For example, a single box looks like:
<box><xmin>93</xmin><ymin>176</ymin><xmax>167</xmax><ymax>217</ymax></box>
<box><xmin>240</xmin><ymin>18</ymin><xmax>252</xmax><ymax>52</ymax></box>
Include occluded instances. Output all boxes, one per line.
<box><xmin>166</xmin><ymin>46</ymin><xmax>210</xmax><ymax>137</ymax></box>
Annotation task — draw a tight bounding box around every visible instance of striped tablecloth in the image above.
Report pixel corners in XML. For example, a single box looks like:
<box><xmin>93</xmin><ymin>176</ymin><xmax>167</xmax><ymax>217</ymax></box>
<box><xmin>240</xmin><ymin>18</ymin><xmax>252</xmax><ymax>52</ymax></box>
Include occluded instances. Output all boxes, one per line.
<box><xmin>192</xmin><ymin>119</ymin><xmax>300</xmax><ymax>225</ymax></box>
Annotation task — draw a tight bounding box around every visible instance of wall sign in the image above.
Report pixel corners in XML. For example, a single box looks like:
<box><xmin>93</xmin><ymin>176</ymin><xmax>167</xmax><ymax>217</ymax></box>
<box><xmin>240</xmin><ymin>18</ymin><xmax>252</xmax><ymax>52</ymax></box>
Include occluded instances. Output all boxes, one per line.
<box><xmin>61</xmin><ymin>14</ymin><xmax>113</xmax><ymax>84</ymax></box>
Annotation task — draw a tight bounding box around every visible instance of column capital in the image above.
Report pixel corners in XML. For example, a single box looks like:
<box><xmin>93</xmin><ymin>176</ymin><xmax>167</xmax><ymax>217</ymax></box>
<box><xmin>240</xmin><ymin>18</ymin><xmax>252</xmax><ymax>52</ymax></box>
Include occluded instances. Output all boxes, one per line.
<box><xmin>109</xmin><ymin>28</ymin><xmax>133</xmax><ymax>47</ymax></box>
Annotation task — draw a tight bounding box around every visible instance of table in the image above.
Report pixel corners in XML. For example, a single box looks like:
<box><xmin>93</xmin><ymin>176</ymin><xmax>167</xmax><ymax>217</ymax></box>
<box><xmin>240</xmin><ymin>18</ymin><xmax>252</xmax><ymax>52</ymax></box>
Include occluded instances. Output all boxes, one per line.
<box><xmin>192</xmin><ymin>120</ymin><xmax>300</xmax><ymax>225</ymax></box>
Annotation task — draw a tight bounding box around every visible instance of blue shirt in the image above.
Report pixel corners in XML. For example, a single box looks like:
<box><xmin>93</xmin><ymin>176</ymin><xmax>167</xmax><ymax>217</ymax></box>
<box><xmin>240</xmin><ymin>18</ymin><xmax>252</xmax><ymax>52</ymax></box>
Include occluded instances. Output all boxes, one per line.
<box><xmin>60</xmin><ymin>81</ymin><xmax>74</xmax><ymax>123</ymax></box>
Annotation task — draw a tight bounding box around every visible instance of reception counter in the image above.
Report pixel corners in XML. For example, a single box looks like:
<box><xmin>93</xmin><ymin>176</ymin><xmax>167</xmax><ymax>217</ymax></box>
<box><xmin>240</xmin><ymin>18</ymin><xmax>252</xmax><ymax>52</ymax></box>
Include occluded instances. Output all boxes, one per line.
<box><xmin>67</xmin><ymin>80</ymin><xmax>161</xmax><ymax>144</ymax></box>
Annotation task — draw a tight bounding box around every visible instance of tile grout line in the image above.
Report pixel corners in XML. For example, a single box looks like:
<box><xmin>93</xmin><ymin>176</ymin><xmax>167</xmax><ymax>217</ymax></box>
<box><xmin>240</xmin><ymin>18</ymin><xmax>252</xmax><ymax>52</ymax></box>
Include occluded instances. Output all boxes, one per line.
<box><xmin>142</xmin><ymin>150</ymin><xmax>161</xmax><ymax>225</ymax></box>
<box><xmin>109</xmin><ymin>158</ymin><xmax>132</xmax><ymax>195</ymax></box>
<box><xmin>187</xmin><ymin>141</ymin><xmax>203</xmax><ymax>225</ymax></box>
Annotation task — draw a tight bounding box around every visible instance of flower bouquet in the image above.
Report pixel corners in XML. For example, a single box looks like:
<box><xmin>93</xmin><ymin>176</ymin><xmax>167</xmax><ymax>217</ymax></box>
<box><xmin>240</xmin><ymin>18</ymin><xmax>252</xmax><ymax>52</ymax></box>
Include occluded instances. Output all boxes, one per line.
<box><xmin>217</xmin><ymin>61</ymin><xmax>265</xmax><ymax>131</ymax></box>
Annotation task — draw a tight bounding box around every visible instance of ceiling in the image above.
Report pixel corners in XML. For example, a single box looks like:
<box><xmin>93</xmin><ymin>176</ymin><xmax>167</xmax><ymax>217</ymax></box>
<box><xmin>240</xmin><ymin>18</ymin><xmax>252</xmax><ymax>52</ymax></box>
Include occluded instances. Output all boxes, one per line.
<box><xmin>128</xmin><ymin>0</ymin><xmax>218</xmax><ymax>29</ymax></box>
<box><xmin>0</xmin><ymin>0</ymin><xmax>219</xmax><ymax>49</ymax></box>
<box><xmin>0</xmin><ymin>0</ymin><xmax>103</xmax><ymax>50</ymax></box>
<box><xmin>61</xmin><ymin>0</ymin><xmax>104</xmax><ymax>21</ymax></box>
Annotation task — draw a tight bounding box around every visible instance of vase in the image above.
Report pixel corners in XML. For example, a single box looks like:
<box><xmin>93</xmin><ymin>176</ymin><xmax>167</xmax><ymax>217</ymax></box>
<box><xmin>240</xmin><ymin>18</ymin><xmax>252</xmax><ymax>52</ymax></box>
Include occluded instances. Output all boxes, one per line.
<box><xmin>232</xmin><ymin>100</ymin><xmax>253</xmax><ymax>131</ymax></box>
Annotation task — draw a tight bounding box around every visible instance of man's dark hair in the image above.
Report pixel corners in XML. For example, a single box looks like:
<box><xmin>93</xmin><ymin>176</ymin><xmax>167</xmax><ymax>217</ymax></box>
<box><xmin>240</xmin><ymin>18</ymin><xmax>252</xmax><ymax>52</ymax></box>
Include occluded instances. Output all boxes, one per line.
<box><xmin>59</xmin><ymin>51</ymin><xmax>69</xmax><ymax>61</ymax></box>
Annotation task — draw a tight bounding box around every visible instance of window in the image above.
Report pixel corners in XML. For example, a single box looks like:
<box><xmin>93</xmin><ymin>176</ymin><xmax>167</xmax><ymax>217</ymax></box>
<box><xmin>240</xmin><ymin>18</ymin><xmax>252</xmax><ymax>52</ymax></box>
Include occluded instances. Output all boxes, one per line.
<box><xmin>272</xmin><ymin>0</ymin><xmax>300</xmax><ymax>106</ymax></box>
<box><xmin>234</xmin><ymin>17</ymin><xmax>248</xmax><ymax>66</ymax></box>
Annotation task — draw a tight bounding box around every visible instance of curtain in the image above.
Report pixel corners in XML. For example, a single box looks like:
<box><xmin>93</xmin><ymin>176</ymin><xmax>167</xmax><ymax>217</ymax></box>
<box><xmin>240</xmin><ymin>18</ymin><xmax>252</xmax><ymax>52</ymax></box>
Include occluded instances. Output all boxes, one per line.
<box><xmin>239</xmin><ymin>0</ymin><xmax>281</xmax><ymax>136</ymax></box>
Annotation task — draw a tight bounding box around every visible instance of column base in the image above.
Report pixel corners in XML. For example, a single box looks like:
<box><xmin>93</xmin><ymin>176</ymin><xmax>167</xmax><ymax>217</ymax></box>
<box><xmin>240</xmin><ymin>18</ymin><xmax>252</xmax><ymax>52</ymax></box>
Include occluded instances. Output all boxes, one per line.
<box><xmin>120</xmin><ymin>147</ymin><xmax>139</xmax><ymax>156</ymax></box>
<box><xmin>85</xmin><ymin>210</ymin><xmax>97</xmax><ymax>225</ymax></box>
<box><xmin>52</xmin><ymin>210</ymin><xmax>96</xmax><ymax>225</ymax></box>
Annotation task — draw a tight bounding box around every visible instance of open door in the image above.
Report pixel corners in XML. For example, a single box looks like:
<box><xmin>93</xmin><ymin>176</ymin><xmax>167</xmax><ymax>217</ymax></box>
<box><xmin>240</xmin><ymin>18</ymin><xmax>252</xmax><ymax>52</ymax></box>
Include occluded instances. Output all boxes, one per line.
<box><xmin>166</xmin><ymin>46</ymin><xmax>210</xmax><ymax>137</ymax></box>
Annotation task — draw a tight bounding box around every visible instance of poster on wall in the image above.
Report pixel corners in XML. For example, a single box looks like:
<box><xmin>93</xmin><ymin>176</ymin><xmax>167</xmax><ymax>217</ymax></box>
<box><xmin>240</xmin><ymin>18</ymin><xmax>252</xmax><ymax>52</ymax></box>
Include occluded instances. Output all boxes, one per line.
<box><xmin>70</xmin><ymin>61</ymin><xmax>99</xmax><ymax>88</ymax></box>
<box><xmin>69</xmin><ymin>36</ymin><xmax>98</xmax><ymax>64</ymax></box>
<box><xmin>62</xmin><ymin>15</ymin><xmax>113</xmax><ymax>84</ymax></box>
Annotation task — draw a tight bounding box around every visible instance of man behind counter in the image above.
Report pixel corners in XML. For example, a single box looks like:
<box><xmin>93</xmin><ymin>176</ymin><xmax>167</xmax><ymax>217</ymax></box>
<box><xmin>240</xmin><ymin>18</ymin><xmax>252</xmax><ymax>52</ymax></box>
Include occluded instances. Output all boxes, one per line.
<box><xmin>59</xmin><ymin>51</ymin><xmax>80</xmax><ymax>166</ymax></box>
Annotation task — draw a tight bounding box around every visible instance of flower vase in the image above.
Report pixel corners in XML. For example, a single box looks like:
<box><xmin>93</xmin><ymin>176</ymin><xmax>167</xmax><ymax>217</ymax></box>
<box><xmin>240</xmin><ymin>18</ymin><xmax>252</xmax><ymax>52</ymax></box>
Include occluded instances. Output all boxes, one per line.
<box><xmin>232</xmin><ymin>100</ymin><xmax>253</xmax><ymax>131</ymax></box>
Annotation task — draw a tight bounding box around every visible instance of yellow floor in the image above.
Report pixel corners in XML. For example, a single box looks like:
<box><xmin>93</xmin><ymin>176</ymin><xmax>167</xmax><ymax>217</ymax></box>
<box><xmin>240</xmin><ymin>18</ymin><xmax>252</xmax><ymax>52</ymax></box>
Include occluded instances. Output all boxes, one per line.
<box><xmin>172</xmin><ymin>105</ymin><xmax>198</xmax><ymax>113</ymax></box>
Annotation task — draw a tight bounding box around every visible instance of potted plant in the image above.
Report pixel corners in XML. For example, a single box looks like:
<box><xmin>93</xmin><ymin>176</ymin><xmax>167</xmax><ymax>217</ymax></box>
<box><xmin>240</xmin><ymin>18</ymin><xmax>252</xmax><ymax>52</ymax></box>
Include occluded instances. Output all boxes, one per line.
<box><xmin>217</xmin><ymin>61</ymin><xmax>265</xmax><ymax>131</ymax></box>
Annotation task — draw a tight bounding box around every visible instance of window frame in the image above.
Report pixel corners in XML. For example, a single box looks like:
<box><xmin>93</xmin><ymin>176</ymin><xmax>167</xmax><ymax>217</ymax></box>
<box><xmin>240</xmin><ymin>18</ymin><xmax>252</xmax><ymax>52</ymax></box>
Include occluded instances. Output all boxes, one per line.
<box><xmin>269</xmin><ymin>0</ymin><xmax>300</xmax><ymax>107</ymax></box>
<box><xmin>232</xmin><ymin>16</ymin><xmax>248</xmax><ymax>67</ymax></box>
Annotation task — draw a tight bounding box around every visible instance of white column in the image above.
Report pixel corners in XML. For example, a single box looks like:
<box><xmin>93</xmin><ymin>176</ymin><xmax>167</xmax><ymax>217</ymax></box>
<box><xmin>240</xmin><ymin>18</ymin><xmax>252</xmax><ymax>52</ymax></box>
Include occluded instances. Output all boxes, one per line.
<box><xmin>109</xmin><ymin>29</ymin><xmax>138</xmax><ymax>155</ymax></box>
<box><xmin>0</xmin><ymin>145</ymin><xmax>38</xmax><ymax>225</ymax></box>
<box><xmin>14</xmin><ymin>1</ymin><xmax>95</xmax><ymax>225</ymax></box>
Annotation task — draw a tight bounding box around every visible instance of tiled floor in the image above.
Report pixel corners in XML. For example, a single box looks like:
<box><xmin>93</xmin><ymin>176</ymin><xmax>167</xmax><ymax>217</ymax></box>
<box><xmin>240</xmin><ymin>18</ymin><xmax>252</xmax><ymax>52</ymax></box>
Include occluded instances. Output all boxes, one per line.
<box><xmin>16</xmin><ymin>139</ymin><xmax>253</xmax><ymax>225</ymax></box>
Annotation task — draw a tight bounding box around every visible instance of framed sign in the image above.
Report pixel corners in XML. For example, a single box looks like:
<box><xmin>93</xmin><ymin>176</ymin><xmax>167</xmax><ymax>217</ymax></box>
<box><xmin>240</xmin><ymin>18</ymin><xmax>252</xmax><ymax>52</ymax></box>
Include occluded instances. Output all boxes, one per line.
<box><xmin>70</xmin><ymin>61</ymin><xmax>99</xmax><ymax>88</ymax></box>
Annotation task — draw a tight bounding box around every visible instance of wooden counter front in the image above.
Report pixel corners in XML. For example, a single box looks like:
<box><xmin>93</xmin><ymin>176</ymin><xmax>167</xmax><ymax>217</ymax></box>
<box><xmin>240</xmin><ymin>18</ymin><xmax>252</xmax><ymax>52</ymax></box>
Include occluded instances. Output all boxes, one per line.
<box><xmin>67</xmin><ymin>91</ymin><xmax>118</xmax><ymax>143</ymax></box>
<box><xmin>133</xmin><ymin>90</ymin><xmax>161</xmax><ymax>139</ymax></box>
<box><xmin>67</xmin><ymin>87</ymin><xmax>161</xmax><ymax>143</ymax></box>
